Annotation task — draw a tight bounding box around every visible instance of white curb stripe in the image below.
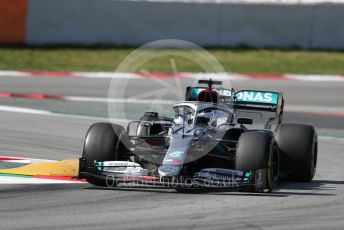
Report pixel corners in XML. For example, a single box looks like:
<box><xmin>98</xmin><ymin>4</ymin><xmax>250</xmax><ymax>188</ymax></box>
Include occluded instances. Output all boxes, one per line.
<box><xmin>0</xmin><ymin>176</ymin><xmax>85</xmax><ymax>184</ymax></box>
<box><xmin>0</xmin><ymin>71</ymin><xmax>30</xmax><ymax>77</ymax></box>
<box><xmin>0</xmin><ymin>156</ymin><xmax>84</xmax><ymax>184</ymax></box>
<box><xmin>73</xmin><ymin>72</ymin><xmax>141</xmax><ymax>79</ymax></box>
<box><xmin>1</xmin><ymin>70</ymin><xmax>344</xmax><ymax>82</ymax></box>
<box><xmin>286</xmin><ymin>74</ymin><xmax>344</xmax><ymax>82</ymax></box>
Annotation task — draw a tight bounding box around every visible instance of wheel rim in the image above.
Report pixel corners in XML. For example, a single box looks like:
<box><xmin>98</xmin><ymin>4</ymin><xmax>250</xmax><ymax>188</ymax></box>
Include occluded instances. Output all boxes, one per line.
<box><xmin>310</xmin><ymin>138</ymin><xmax>318</xmax><ymax>177</ymax></box>
<box><xmin>271</xmin><ymin>146</ymin><xmax>279</xmax><ymax>182</ymax></box>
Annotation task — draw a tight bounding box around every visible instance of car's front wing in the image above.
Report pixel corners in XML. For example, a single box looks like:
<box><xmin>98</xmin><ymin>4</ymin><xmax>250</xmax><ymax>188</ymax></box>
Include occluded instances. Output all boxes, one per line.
<box><xmin>79</xmin><ymin>159</ymin><xmax>260</xmax><ymax>191</ymax></box>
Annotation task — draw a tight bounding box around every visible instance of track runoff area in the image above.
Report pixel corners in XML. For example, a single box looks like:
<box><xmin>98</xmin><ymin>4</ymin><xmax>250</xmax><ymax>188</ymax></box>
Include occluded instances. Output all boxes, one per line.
<box><xmin>0</xmin><ymin>71</ymin><xmax>343</xmax><ymax>229</ymax></box>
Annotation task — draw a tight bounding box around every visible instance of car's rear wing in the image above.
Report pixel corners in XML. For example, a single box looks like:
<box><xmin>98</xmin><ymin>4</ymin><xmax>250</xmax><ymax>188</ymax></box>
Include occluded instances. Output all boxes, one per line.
<box><xmin>233</xmin><ymin>90</ymin><xmax>284</xmax><ymax>125</ymax></box>
<box><xmin>184</xmin><ymin>85</ymin><xmax>284</xmax><ymax>126</ymax></box>
<box><xmin>234</xmin><ymin>90</ymin><xmax>282</xmax><ymax>111</ymax></box>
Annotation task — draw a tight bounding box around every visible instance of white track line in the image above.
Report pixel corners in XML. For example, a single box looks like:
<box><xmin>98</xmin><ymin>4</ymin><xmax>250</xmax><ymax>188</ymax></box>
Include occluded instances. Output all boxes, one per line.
<box><xmin>0</xmin><ymin>105</ymin><xmax>130</xmax><ymax>123</ymax></box>
<box><xmin>285</xmin><ymin>105</ymin><xmax>344</xmax><ymax>113</ymax></box>
<box><xmin>64</xmin><ymin>96</ymin><xmax>176</xmax><ymax>104</ymax></box>
<box><xmin>0</xmin><ymin>105</ymin><xmax>53</xmax><ymax>115</ymax></box>
<box><xmin>318</xmin><ymin>136</ymin><xmax>344</xmax><ymax>141</ymax></box>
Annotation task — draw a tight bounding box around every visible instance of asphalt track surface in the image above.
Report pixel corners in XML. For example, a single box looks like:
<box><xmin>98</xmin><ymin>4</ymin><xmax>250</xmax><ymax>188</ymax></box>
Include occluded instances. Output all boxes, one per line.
<box><xmin>0</xmin><ymin>75</ymin><xmax>343</xmax><ymax>230</ymax></box>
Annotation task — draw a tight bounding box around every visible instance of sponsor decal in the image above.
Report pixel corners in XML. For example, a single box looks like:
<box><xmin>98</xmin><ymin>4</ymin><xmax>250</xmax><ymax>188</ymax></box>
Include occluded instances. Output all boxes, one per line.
<box><xmin>169</xmin><ymin>151</ymin><xmax>184</xmax><ymax>158</ymax></box>
<box><xmin>235</xmin><ymin>91</ymin><xmax>278</xmax><ymax>105</ymax></box>
<box><xmin>164</xmin><ymin>159</ymin><xmax>181</xmax><ymax>164</ymax></box>
<box><xmin>100</xmin><ymin>161</ymin><xmax>140</xmax><ymax>167</ymax></box>
<box><xmin>103</xmin><ymin>166</ymin><xmax>127</xmax><ymax>172</ymax></box>
<box><xmin>96</xmin><ymin>161</ymin><xmax>146</xmax><ymax>175</ymax></box>
<box><xmin>194</xmin><ymin>171</ymin><xmax>240</xmax><ymax>182</ymax></box>
<box><xmin>243</xmin><ymin>172</ymin><xmax>252</xmax><ymax>183</ymax></box>
<box><xmin>159</xmin><ymin>165</ymin><xmax>181</xmax><ymax>174</ymax></box>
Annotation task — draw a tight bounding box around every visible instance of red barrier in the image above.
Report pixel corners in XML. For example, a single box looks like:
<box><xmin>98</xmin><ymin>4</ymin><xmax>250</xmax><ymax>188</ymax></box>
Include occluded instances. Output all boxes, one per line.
<box><xmin>0</xmin><ymin>0</ymin><xmax>27</xmax><ymax>44</ymax></box>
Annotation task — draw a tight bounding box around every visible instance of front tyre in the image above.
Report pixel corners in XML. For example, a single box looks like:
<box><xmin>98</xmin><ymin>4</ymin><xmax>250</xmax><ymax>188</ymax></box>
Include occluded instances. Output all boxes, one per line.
<box><xmin>82</xmin><ymin>123</ymin><xmax>130</xmax><ymax>162</ymax></box>
<box><xmin>236</xmin><ymin>131</ymin><xmax>279</xmax><ymax>192</ymax></box>
<box><xmin>81</xmin><ymin>123</ymin><xmax>131</xmax><ymax>186</ymax></box>
<box><xmin>276</xmin><ymin>124</ymin><xmax>317</xmax><ymax>182</ymax></box>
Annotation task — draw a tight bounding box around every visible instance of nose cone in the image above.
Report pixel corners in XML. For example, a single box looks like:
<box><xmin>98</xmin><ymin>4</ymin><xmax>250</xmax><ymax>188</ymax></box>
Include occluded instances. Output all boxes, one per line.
<box><xmin>158</xmin><ymin>164</ymin><xmax>182</xmax><ymax>177</ymax></box>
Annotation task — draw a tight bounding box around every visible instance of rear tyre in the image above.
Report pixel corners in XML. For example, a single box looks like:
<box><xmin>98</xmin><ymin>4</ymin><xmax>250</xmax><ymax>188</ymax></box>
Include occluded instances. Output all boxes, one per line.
<box><xmin>276</xmin><ymin>124</ymin><xmax>317</xmax><ymax>182</ymax></box>
<box><xmin>236</xmin><ymin>131</ymin><xmax>279</xmax><ymax>192</ymax></box>
<box><xmin>82</xmin><ymin>123</ymin><xmax>131</xmax><ymax>186</ymax></box>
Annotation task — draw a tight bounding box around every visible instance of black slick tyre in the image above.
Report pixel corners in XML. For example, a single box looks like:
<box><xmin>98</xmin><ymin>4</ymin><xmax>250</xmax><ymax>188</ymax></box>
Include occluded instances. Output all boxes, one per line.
<box><xmin>236</xmin><ymin>131</ymin><xmax>279</xmax><ymax>192</ymax></box>
<box><xmin>276</xmin><ymin>124</ymin><xmax>317</xmax><ymax>182</ymax></box>
<box><xmin>82</xmin><ymin>123</ymin><xmax>131</xmax><ymax>186</ymax></box>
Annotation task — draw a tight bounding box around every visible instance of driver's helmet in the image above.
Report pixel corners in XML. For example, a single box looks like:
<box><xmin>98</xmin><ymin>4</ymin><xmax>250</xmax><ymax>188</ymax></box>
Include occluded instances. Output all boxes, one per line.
<box><xmin>197</xmin><ymin>90</ymin><xmax>219</xmax><ymax>103</ymax></box>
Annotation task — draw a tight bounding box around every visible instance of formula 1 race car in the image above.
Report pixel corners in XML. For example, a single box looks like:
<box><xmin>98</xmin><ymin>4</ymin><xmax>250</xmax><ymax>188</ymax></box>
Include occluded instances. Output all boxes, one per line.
<box><xmin>79</xmin><ymin>79</ymin><xmax>318</xmax><ymax>192</ymax></box>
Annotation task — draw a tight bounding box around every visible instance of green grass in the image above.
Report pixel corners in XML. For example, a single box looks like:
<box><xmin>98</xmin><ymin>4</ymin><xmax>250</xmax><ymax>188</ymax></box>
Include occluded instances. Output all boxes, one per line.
<box><xmin>1</xmin><ymin>47</ymin><xmax>344</xmax><ymax>74</ymax></box>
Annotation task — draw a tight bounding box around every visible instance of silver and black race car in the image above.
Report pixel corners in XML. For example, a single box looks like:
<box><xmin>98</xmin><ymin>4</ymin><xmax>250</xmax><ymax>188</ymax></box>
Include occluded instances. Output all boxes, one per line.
<box><xmin>79</xmin><ymin>79</ymin><xmax>318</xmax><ymax>192</ymax></box>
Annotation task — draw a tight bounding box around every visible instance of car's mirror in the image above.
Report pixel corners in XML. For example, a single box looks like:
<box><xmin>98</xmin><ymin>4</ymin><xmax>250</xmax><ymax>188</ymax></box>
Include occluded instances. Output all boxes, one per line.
<box><xmin>237</xmin><ymin>117</ymin><xmax>253</xmax><ymax>125</ymax></box>
<box><xmin>127</xmin><ymin>121</ymin><xmax>140</xmax><ymax>136</ymax></box>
